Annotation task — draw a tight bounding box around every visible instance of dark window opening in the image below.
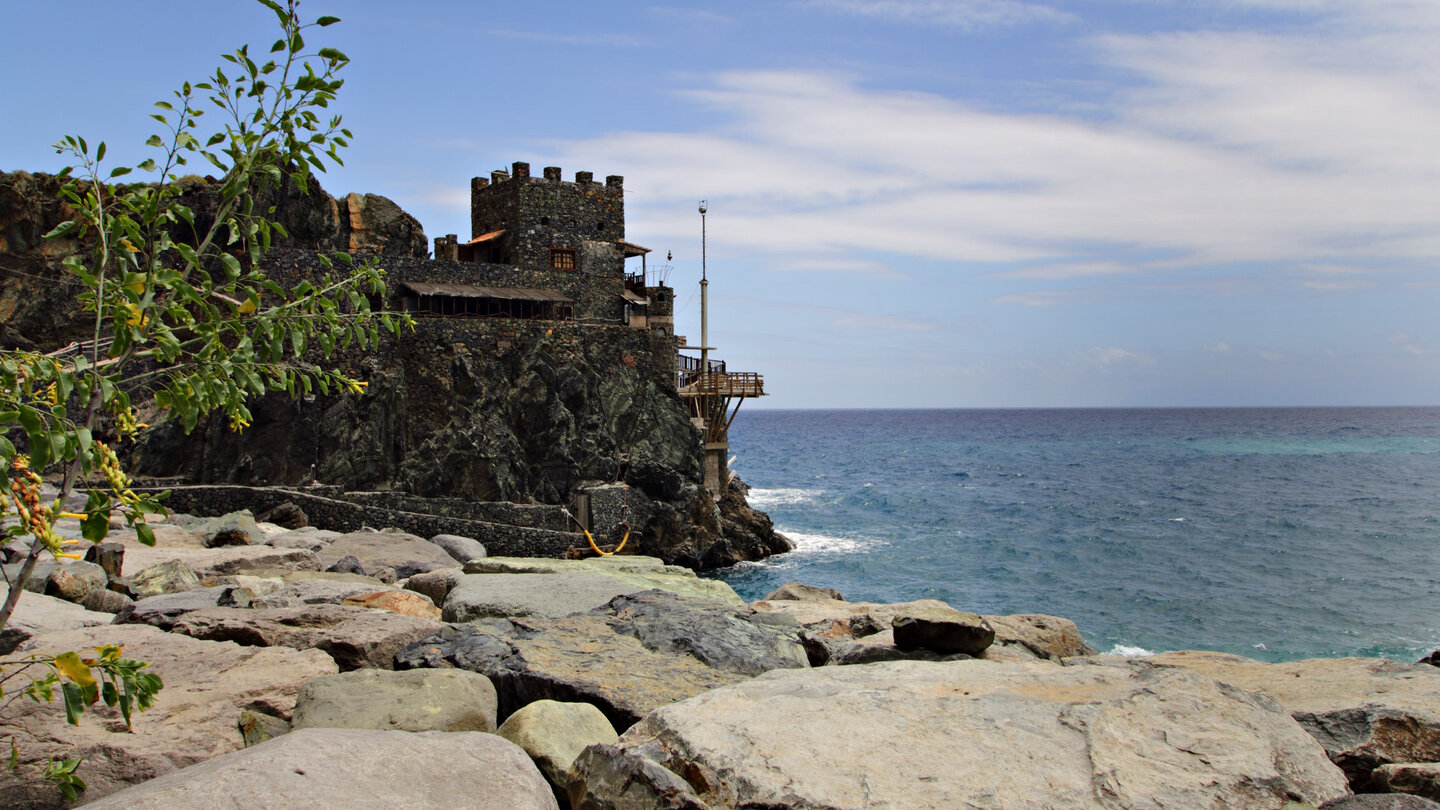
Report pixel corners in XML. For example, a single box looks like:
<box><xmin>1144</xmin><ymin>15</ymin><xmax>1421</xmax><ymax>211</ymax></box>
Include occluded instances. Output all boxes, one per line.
<box><xmin>550</xmin><ymin>248</ymin><xmax>577</xmax><ymax>270</ymax></box>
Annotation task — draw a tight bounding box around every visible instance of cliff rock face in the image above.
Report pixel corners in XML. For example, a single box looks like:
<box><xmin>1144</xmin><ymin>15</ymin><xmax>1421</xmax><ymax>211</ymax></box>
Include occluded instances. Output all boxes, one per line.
<box><xmin>0</xmin><ymin>170</ymin><xmax>784</xmax><ymax>569</ymax></box>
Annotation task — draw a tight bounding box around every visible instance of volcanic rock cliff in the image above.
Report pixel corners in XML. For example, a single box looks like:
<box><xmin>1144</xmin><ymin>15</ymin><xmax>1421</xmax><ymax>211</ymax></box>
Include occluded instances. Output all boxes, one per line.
<box><xmin>0</xmin><ymin>170</ymin><xmax>789</xmax><ymax>569</ymax></box>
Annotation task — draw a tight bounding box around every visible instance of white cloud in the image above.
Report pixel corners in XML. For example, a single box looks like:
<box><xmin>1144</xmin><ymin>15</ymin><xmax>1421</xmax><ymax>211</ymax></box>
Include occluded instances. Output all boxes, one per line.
<box><xmin>995</xmin><ymin>260</ymin><xmax>1140</xmax><ymax>280</ymax></box>
<box><xmin>772</xmin><ymin>257</ymin><xmax>912</xmax><ymax>280</ymax></box>
<box><xmin>1087</xmin><ymin>346</ymin><xmax>1155</xmax><ymax>367</ymax></box>
<box><xmin>1388</xmin><ymin>333</ymin><xmax>1435</xmax><ymax>355</ymax></box>
<box><xmin>1205</xmin><ymin>342</ymin><xmax>1232</xmax><ymax>354</ymax></box>
<box><xmin>1260</xmin><ymin>351</ymin><xmax>1287</xmax><ymax>362</ymax></box>
<box><xmin>538</xmin><ymin>0</ymin><xmax>1440</xmax><ymax>332</ymax></box>
<box><xmin>799</xmin><ymin>0</ymin><xmax>1074</xmax><ymax>29</ymax></box>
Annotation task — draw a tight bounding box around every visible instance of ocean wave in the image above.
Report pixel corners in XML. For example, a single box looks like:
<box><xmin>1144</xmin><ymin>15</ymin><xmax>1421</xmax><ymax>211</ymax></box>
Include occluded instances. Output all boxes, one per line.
<box><xmin>1106</xmin><ymin>644</ymin><xmax>1157</xmax><ymax>657</ymax></box>
<box><xmin>746</xmin><ymin>487</ymin><xmax>824</xmax><ymax>508</ymax></box>
<box><xmin>778</xmin><ymin>530</ymin><xmax>866</xmax><ymax>554</ymax></box>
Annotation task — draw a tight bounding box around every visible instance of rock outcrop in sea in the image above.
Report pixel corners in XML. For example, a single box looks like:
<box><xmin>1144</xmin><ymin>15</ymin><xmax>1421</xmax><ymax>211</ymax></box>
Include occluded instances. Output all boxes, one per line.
<box><xmin>3</xmin><ymin>507</ymin><xmax>1439</xmax><ymax>808</ymax></box>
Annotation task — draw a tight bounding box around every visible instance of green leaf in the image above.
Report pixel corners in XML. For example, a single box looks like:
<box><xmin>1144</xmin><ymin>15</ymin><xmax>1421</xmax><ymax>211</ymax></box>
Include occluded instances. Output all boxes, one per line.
<box><xmin>220</xmin><ymin>253</ymin><xmax>241</xmax><ymax>281</ymax></box>
<box><xmin>60</xmin><ymin>682</ymin><xmax>85</xmax><ymax>726</ymax></box>
<box><xmin>318</xmin><ymin>47</ymin><xmax>347</xmax><ymax>62</ymax></box>
<box><xmin>95</xmin><ymin>141</ymin><xmax>106</xmax><ymax>161</ymax></box>
<box><xmin>316</xmin><ymin>15</ymin><xmax>341</xmax><ymax>26</ymax></box>
<box><xmin>81</xmin><ymin>490</ymin><xmax>112</xmax><ymax>541</ymax></box>
<box><xmin>135</xmin><ymin>522</ymin><xmax>156</xmax><ymax>547</ymax></box>
<box><xmin>108</xmin><ymin>166</ymin><xmax>131</xmax><ymax>178</ymax></box>
<box><xmin>42</xmin><ymin>220</ymin><xmax>79</xmax><ymax>240</ymax></box>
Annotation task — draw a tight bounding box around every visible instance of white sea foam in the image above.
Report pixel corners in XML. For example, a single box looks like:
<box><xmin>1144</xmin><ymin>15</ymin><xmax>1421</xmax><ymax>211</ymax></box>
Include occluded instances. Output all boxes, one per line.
<box><xmin>746</xmin><ymin>488</ymin><xmax>823</xmax><ymax>508</ymax></box>
<box><xmin>779</xmin><ymin>530</ymin><xmax>866</xmax><ymax>554</ymax></box>
<box><xmin>1106</xmin><ymin>644</ymin><xmax>1157</xmax><ymax>658</ymax></box>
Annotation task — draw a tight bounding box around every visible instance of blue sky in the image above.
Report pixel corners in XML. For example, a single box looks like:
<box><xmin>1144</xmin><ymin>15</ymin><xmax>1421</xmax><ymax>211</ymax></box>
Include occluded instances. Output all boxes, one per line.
<box><xmin>4</xmin><ymin>0</ymin><xmax>1439</xmax><ymax>408</ymax></box>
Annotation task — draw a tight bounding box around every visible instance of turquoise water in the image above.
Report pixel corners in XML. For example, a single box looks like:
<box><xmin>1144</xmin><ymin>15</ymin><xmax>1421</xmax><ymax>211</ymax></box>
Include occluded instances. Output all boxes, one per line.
<box><xmin>713</xmin><ymin>408</ymin><xmax>1440</xmax><ymax>662</ymax></box>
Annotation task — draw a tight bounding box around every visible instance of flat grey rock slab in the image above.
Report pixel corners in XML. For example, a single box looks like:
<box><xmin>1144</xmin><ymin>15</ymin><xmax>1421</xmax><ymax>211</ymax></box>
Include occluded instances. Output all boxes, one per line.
<box><xmin>0</xmin><ymin>585</ymin><xmax>112</xmax><ymax>654</ymax></box>
<box><xmin>267</xmin><ymin>526</ymin><xmax>342</xmax><ymax>551</ymax></box>
<box><xmin>113</xmin><ymin>585</ymin><xmax>253</xmax><ymax>631</ymax></box>
<box><xmin>249</xmin><ymin>577</ymin><xmax>397</xmax><ymax>608</ymax></box>
<box><xmin>78</xmin><ymin>728</ymin><xmax>559</xmax><ymax>810</ymax></box>
<box><xmin>443</xmin><ymin>572</ymin><xmax>644</xmax><ymax>621</ymax></box>
<box><xmin>569</xmin><ymin>658</ymin><xmax>1350</xmax><ymax>810</ymax></box>
<box><xmin>169</xmin><ymin>603</ymin><xmax>445</xmax><ymax>670</ymax></box>
<box><xmin>121</xmin><ymin>545</ymin><xmax>319</xmax><ymax>578</ymax></box>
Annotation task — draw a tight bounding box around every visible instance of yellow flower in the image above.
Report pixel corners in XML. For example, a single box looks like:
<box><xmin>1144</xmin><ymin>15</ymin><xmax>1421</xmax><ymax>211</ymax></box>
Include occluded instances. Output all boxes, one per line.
<box><xmin>345</xmin><ymin>378</ymin><xmax>367</xmax><ymax>394</ymax></box>
<box><xmin>228</xmin><ymin>415</ymin><xmax>251</xmax><ymax>432</ymax></box>
<box><xmin>120</xmin><ymin>238</ymin><xmax>141</xmax><ymax>253</ymax></box>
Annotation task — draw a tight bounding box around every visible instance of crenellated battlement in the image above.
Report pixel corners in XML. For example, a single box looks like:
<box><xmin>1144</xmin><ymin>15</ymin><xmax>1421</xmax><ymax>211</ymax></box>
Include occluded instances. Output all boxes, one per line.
<box><xmin>470</xmin><ymin>162</ymin><xmax>623</xmax><ymax>193</ymax></box>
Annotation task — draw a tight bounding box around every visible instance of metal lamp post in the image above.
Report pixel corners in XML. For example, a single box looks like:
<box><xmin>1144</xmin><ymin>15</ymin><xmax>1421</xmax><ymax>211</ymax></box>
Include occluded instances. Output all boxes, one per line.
<box><xmin>699</xmin><ymin>200</ymin><xmax>709</xmax><ymax>376</ymax></box>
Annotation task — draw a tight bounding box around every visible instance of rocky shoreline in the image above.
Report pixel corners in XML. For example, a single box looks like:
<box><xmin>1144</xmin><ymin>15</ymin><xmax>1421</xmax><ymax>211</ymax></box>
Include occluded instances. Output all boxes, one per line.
<box><xmin>2</xmin><ymin>503</ymin><xmax>1438</xmax><ymax>809</ymax></box>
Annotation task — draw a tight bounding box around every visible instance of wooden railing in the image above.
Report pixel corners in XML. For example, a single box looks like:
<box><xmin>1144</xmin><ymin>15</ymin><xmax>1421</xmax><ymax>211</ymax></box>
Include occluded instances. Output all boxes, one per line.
<box><xmin>680</xmin><ymin>371</ymin><xmax>765</xmax><ymax>397</ymax></box>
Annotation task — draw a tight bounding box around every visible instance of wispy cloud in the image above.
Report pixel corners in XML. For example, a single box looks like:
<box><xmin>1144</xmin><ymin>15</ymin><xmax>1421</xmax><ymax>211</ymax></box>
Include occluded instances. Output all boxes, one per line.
<box><xmin>1388</xmin><ymin>333</ymin><xmax>1436</xmax><ymax>356</ymax></box>
<box><xmin>1086</xmin><ymin>346</ymin><xmax>1155</xmax><ymax>367</ymax></box>
<box><xmin>799</xmin><ymin>0</ymin><xmax>1074</xmax><ymax>30</ymax></box>
<box><xmin>648</xmin><ymin>7</ymin><xmax>734</xmax><ymax>26</ymax></box>
<box><xmin>772</xmin><ymin>257</ymin><xmax>911</xmax><ymax>280</ymax></box>
<box><xmin>832</xmin><ymin>313</ymin><xmax>937</xmax><ymax>331</ymax></box>
<box><xmin>1204</xmin><ymin>342</ymin><xmax>1232</xmax><ymax>354</ymax></box>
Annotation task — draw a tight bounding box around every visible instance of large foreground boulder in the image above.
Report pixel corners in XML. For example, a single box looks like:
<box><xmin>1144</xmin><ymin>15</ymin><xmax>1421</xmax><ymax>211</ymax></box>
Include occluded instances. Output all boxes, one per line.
<box><xmin>498</xmin><ymin>700</ymin><xmax>619</xmax><ymax>801</ymax></box>
<box><xmin>568</xmin><ymin>658</ymin><xmax>1350</xmax><ymax>810</ymax></box>
<box><xmin>0</xmin><ymin>624</ymin><xmax>337</xmax><ymax>808</ymax></box>
<box><xmin>1146</xmin><ymin>651</ymin><xmax>1440</xmax><ymax>790</ymax></box>
<box><xmin>80</xmin><ymin>727</ymin><xmax>558</xmax><ymax>810</ymax></box>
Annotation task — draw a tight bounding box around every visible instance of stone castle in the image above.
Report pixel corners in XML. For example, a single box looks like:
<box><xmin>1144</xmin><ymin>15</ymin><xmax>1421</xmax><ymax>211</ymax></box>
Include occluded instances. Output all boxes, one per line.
<box><xmin>0</xmin><ymin>165</ymin><xmax>785</xmax><ymax>568</ymax></box>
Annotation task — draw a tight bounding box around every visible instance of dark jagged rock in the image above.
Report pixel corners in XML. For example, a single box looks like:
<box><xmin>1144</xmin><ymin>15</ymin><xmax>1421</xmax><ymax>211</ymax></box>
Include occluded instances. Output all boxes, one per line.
<box><xmin>600</xmin><ymin>590</ymin><xmax>807</xmax><ymax>677</ymax></box>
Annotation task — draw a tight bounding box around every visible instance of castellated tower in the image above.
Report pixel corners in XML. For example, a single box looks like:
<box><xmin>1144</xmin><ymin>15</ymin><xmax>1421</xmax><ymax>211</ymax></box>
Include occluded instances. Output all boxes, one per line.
<box><xmin>463</xmin><ymin>161</ymin><xmax>630</xmax><ymax>278</ymax></box>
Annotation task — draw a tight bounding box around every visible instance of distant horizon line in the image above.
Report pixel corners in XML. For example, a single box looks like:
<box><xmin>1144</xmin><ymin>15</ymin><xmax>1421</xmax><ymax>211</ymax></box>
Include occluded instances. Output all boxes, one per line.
<box><xmin>739</xmin><ymin>404</ymin><xmax>1440</xmax><ymax>412</ymax></box>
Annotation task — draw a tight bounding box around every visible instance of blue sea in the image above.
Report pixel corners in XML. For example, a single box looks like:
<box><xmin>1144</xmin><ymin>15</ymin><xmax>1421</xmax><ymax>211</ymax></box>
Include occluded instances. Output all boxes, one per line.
<box><xmin>713</xmin><ymin>408</ymin><xmax>1440</xmax><ymax>663</ymax></box>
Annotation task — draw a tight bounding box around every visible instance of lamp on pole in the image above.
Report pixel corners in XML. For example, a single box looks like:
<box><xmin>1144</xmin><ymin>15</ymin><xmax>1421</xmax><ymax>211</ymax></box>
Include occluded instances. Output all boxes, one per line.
<box><xmin>698</xmin><ymin>200</ymin><xmax>709</xmax><ymax>376</ymax></box>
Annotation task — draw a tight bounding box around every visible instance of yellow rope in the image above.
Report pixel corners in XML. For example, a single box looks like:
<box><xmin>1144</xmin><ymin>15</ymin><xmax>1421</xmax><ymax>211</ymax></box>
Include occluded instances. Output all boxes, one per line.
<box><xmin>582</xmin><ymin>525</ymin><xmax>630</xmax><ymax>556</ymax></box>
<box><xmin>572</xmin><ymin>504</ymin><xmax>630</xmax><ymax>557</ymax></box>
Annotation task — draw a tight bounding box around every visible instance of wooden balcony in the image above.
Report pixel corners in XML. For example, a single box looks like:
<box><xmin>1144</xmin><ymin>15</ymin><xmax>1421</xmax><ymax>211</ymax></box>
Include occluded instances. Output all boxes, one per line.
<box><xmin>678</xmin><ymin>371</ymin><xmax>765</xmax><ymax>398</ymax></box>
